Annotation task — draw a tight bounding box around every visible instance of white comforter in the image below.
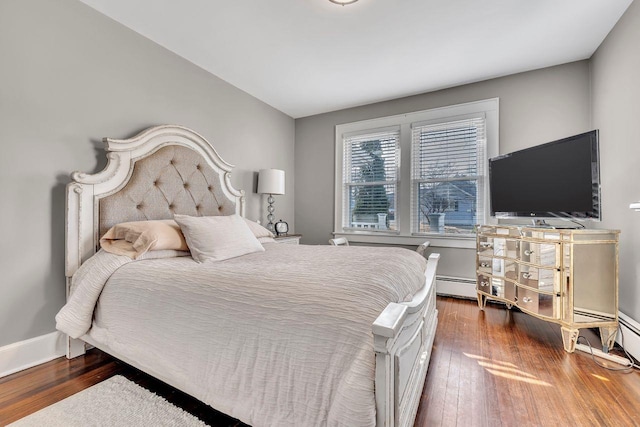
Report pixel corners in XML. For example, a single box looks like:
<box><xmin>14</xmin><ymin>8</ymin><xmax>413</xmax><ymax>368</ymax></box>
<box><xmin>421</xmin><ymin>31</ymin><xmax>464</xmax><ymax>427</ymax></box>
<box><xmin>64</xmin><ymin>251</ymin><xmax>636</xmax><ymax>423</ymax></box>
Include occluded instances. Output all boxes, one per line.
<box><xmin>56</xmin><ymin>243</ymin><xmax>427</xmax><ymax>427</ymax></box>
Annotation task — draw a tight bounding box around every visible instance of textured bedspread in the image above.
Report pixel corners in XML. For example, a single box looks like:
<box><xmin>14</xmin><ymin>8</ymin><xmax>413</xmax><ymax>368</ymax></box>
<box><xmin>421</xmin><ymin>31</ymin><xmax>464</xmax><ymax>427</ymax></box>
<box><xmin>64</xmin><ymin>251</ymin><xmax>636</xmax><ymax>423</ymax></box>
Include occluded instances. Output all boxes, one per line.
<box><xmin>57</xmin><ymin>244</ymin><xmax>427</xmax><ymax>427</ymax></box>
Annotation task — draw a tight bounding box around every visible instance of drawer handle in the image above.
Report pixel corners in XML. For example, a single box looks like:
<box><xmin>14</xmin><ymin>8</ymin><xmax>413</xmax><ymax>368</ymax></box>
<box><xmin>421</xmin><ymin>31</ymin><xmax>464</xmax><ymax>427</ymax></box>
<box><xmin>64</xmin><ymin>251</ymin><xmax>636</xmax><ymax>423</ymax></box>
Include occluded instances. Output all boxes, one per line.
<box><xmin>524</xmin><ymin>249</ymin><xmax>534</xmax><ymax>256</ymax></box>
<box><xmin>479</xmin><ymin>281</ymin><xmax>489</xmax><ymax>287</ymax></box>
<box><xmin>480</xmin><ymin>242</ymin><xmax>493</xmax><ymax>249</ymax></box>
<box><xmin>480</xmin><ymin>262</ymin><xmax>490</xmax><ymax>268</ymax></box>
<box><xmin>522</xmin><ymin>272</ymin><xmax>532</xmax><ymax>279</ymax></box>
<box><xmin>522</xmin><ymin>297</ymin><xmax>532</xmax><ymax>303</ymax></box>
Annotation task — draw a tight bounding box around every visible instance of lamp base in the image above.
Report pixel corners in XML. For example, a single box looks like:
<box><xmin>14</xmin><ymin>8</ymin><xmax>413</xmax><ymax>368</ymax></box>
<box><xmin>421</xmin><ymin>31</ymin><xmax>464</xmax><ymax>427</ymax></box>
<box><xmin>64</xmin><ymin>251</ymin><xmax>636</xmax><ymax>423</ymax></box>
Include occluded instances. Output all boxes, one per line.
<box><xmin>266</xmin><ymin>194</ymin><xmax>275</xmax><ymax>231</ymax></box>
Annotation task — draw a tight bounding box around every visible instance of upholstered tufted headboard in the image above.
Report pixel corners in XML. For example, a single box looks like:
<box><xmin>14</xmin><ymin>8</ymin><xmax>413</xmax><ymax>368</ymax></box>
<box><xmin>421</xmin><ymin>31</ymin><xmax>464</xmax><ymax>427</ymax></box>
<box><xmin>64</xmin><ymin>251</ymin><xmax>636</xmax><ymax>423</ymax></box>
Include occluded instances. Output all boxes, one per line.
<box><xmin>66</xmin><ymin>125</ymin><xmax>245</xmax><ymax>279</ymax></box>
<box><xmin>99</xmin><ymin>145</ymin><xmax>237</xmax><ymax>237</ymax></box>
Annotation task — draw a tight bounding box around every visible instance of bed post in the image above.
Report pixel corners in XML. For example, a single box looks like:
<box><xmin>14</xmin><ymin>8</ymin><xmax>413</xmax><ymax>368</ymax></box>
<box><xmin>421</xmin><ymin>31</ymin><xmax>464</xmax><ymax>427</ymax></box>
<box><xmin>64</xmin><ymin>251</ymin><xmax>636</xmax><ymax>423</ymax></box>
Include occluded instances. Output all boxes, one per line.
<box><xmin>372</xmin><ymin>253</ymin><xmax>439</xmax><ymax>427</ymax></box>
<box><xmin>65</xmin><ymin>181</ymin><xmax>95</xmax><ymax>358</ymax></box>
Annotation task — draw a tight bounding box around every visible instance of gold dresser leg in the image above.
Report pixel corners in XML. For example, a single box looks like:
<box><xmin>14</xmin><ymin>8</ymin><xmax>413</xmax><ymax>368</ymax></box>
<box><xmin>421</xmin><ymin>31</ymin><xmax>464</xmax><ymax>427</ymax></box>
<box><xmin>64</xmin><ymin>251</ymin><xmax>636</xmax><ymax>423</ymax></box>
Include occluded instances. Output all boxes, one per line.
<box><xmin>599</xmin><ymin>326</ymin><xmax>618</xmax><ymax>352</ymax></box>
<box><xmin>561</xmin><ymin>327</ymin><xmax>579</xmax><ymax>353</ymax></box>
<box><xmin>477</xmin><ymin>293</ymin><xmax>487</xmax><ymax>310</ymax></box>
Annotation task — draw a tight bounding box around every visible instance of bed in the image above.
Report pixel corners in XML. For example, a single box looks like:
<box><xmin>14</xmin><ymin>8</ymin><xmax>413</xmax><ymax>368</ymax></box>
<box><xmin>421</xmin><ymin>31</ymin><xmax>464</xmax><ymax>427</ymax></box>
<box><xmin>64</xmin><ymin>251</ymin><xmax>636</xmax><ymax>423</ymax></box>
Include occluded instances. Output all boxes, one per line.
<box><xmin>58</xmin><ymin>125</ymin><xmax>439</xmax><ymax>427</ymax></box>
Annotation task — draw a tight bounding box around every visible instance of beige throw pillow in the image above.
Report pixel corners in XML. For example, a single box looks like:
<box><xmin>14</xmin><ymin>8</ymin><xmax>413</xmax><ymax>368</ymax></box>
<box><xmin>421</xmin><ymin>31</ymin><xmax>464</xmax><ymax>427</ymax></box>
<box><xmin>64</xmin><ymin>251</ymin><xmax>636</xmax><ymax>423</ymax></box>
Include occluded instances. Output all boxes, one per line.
<box><xmin>100</xmin><ymin>220</ymin><xmax>189</xmax><ymax>259</ymax></box>
<box><xmin>174</xmin><ymin>214</ymin><xmax>265</xmax><ymax>262</ymax></box>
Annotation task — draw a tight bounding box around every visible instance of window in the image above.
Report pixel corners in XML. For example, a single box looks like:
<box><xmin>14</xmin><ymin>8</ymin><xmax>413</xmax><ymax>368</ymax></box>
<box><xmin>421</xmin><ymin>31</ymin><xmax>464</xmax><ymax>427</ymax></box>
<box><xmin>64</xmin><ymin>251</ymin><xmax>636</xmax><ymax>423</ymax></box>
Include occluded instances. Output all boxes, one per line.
<box><xmin>334</xmin><ymin>99</ymin><xmax>498</xmax><ymax>248</ymax></box>
<box><xmin>411</xmin><ymin>117</ymin><xmax>486</xmax><ymax>234</ymax></box>
<box><xmin>342</xmin><ymin>128</ymin><xmax>399</xmax><ymax>232</ymax></box>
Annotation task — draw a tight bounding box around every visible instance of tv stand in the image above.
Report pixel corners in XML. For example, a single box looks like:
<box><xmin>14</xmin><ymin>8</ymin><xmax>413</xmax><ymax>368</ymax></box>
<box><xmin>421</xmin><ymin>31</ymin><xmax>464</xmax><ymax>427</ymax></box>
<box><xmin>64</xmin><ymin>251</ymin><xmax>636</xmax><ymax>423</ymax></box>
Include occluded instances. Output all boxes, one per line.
<box><xmin>476</xmin><ymin>225</ymin><xmax>619</xmax><ymax>354</ymax></box>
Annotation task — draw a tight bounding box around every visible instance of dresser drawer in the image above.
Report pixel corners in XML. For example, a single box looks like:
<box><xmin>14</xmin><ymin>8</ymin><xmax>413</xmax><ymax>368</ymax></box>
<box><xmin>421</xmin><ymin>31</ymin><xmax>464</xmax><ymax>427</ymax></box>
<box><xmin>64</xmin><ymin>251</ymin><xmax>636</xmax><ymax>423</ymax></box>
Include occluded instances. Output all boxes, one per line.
<box><xmin>477</xmin><ymin>257</ymin><xmax>492</xmax><ymax>274</ymax></box>
<box><xmin>477</xmin><ymin>274</ymin><xmax>516</xmax><ymax>301</ymax></box>
<box><xmin>477</xmin><ymin>274</ymin><xmax>491</xmax><ymax>292</ymax></box>
<box><xmin>477</xmin><ymin>256</ymin><xmax>517</xmax><ymax>279</ymax></box>
<box><xmin>477</xmin><ymin>225</ymin><xmax>521</xmax><ymax>238</ymax></box>
<box><xmin>516</xmin><ymin>286</ymin><xmax>558</xmax><ymax>319</ymax></box>
<box><xmin>274</xmin><ymin>234</ymin><xmax>301</xmax><ymax>244</ymax></box>
<box><xmin>477</xmin><ymin>237</ymin><xmax>519</xmax><ymax>259</ymax></box>
<box><xmin>520</xmin><ymin>241</ymin><xmax>559</xmax><ymax>268</ymax></box>
<box><xmin>518</xmin><ymin>265</ymin><xmax>557</xmax><ymax>292</ymax></box>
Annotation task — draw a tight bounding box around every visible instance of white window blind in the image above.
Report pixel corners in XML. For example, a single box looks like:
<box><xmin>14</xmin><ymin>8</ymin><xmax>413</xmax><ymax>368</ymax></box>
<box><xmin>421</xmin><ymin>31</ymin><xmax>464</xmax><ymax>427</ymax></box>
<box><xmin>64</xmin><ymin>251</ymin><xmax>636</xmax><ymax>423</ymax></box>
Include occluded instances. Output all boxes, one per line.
<box><xmin>411</xmin><ymin>117</ymin><xmax>486</xmax><ymax>234</ymax></box>
<box><xmin>342</xmin><ymin>129</ymin><xmax>399</xmax><ymax>232</ymax></box>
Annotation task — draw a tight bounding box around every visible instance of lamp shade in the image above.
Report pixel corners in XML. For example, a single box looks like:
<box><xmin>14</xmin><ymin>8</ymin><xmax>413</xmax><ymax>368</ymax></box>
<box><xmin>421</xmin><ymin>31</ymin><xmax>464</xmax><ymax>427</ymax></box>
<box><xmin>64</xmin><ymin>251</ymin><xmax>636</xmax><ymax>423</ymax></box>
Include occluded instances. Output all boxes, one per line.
<box><xmin>258</xmin><ymin>169</ymin><xmax>285</xmax><ymax>195</ymax></box>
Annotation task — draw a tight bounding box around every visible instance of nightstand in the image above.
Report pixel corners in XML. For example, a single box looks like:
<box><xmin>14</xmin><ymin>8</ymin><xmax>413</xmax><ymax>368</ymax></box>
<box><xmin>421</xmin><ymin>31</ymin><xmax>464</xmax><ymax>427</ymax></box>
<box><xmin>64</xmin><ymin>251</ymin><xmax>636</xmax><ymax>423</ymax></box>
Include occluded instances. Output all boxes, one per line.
<box><xmin>273</xmin><ymin>234</ymin><xmax>301</xmax><ymax>245</ymax></box>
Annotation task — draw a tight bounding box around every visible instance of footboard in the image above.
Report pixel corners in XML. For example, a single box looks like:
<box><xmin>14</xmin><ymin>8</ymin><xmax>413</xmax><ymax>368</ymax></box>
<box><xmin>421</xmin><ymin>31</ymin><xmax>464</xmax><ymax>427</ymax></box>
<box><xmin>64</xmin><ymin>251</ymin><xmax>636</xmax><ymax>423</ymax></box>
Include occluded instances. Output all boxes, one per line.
<box><xmin>373</xmin><ymin>253</ymin><xmax>439</xmax><ymax>427</ymax></box>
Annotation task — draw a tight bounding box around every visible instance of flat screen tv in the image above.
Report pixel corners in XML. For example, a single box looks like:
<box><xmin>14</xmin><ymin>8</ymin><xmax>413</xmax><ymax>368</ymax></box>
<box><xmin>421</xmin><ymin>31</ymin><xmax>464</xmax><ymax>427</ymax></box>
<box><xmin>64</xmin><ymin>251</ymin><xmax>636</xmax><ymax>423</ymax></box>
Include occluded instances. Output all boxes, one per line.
<box><xmin>489</xmin><ymin>130</ymin><xmax>600</xmax><ymax>220</ymax></box>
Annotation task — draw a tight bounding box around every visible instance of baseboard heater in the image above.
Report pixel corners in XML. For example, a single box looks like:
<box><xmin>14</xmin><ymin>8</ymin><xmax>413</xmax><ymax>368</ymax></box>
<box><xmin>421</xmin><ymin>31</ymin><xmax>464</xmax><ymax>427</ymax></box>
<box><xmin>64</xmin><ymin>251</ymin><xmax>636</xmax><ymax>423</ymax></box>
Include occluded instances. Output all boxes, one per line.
<box><xmin>435</xmin><ymin>275</ymin><xmax>477</xmax><ymax>299</ymax></box>
<box><xmin>617</xmin><ymin>313</ymin><xmax>640</xmax><ymax>363</ymax></box>
<box><xmin>573</xmin><ymin>309</ymin><xmax>616</xmax><ymax>322</ymax></box>
<box><xmin>620</xmin><ymin>315</ymin><xmax>640</xmax><ymax>337</ymax></box>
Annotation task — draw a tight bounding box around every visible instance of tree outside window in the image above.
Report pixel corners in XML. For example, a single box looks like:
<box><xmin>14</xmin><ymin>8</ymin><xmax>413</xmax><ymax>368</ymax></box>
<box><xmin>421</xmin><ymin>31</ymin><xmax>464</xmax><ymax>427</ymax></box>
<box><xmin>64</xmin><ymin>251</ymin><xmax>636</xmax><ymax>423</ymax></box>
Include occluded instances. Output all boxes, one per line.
<box><xmin>352</xmin><ymin>140</ymin><xmax>390</xmax><ymax>223</ymax></box>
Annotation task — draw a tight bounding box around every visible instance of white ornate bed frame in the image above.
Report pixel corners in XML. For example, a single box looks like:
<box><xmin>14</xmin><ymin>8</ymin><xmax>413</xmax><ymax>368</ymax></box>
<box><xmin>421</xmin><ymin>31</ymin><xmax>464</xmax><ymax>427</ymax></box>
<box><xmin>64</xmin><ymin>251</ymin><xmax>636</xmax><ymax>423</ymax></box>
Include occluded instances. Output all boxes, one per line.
<box><xmin>65</xmin><ymin>125</ymin><xmax>439</xmax><ymax>427</ymax></box>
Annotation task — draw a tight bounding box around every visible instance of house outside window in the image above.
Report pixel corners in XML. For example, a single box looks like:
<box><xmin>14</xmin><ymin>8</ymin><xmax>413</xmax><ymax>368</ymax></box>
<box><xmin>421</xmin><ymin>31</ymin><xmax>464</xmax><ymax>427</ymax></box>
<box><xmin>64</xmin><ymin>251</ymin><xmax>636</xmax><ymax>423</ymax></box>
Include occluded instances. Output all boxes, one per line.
<box><xmin>334</xmin><ymin>99</ymin><xmax>499</xmax><ymax>248</ymax></box>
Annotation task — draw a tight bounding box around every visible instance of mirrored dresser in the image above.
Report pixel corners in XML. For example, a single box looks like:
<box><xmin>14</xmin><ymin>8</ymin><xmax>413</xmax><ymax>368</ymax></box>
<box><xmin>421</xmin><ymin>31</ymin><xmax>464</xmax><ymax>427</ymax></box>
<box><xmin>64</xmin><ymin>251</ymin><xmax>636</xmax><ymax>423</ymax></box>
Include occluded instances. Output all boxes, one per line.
<box><xmin>476</xmin><ymin>225</ymin><xmax>619</xmax><ymax>353</ymax></box>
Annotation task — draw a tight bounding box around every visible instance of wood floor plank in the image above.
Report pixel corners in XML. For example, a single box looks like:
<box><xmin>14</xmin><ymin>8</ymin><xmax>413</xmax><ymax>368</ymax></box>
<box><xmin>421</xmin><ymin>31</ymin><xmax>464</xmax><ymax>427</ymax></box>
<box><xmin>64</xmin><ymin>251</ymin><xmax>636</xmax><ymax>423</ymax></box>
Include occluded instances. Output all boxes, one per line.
<box><xmin>1</xmin><ymin>297</ymin><xmax>640</xmax><ymax>427</ymax></box>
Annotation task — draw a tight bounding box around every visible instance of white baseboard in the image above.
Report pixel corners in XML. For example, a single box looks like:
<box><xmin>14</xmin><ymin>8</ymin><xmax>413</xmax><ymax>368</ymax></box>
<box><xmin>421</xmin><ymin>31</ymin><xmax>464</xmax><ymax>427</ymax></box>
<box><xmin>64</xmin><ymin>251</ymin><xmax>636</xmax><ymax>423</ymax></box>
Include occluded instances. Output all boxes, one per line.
<box><xmin>0</xmin><ymin>332</ymin><xmax>66</xmax><ymax>378</ymax></box>
<box><xmin>618</xmin><ymin>311</ymin><xmax>640</xmax><ymax>362</ymax></box>
<box><xmin>436</xmin><ymin>275</ymin><xmax>477</xmax><ymax>299</ymax></box>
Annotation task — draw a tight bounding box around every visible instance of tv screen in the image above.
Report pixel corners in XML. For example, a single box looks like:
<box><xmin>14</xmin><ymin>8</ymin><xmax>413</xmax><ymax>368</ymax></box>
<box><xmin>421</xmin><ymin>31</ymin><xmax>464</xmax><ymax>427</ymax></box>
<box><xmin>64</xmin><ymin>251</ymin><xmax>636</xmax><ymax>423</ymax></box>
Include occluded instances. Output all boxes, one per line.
<box><xmin>489</xmin><ymin>130</ymin><xmax>600</xmax><ymax>220</ymax></box>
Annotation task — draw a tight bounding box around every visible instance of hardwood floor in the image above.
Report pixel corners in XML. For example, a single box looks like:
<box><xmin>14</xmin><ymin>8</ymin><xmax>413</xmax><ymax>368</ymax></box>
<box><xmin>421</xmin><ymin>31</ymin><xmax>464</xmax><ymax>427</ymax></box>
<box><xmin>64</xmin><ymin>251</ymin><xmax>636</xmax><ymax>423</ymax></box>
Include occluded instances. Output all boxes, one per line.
<box><xmin>1</xmin><ymin>296</ymin><xmax>639</xmax><ymax>426</ymax></box>
<box><xmin>416</xmin><ymin>297</ymin><xmax>640</xmax><ymax>427</ymax></box>
<box><xmin>0</xmin><ymin>349</ymin><xmax>247</xmax><ymax>427</ymax></box>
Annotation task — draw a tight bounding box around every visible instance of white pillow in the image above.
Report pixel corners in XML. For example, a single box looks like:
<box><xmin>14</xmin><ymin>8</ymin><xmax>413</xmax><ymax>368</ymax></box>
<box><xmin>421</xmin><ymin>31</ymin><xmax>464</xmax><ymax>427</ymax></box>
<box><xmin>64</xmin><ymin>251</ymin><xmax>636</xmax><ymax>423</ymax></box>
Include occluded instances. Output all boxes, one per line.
<box><xmin>174</xmin><ymin>214</ymin><xmax>265</xmax><ymax>262</ymax></box>
<box><xmin>243</xmin><ymin>218</ymin><xmax>274</xmax><ymax>239</ymax></box>
<box><xmin>257</xmin><ymin>236</ymin><xmax>276</xmax><ymax>244</ymax></box>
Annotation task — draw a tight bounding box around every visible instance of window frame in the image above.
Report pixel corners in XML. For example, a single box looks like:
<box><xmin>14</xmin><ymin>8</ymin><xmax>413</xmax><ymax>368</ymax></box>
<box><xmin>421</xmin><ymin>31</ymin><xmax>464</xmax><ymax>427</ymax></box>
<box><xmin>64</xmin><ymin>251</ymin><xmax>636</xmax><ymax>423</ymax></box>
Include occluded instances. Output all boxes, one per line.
<box><xmin>334</xmin><ymin>98</ymin><xmax>499</xmax><ymax>248</ymax></box>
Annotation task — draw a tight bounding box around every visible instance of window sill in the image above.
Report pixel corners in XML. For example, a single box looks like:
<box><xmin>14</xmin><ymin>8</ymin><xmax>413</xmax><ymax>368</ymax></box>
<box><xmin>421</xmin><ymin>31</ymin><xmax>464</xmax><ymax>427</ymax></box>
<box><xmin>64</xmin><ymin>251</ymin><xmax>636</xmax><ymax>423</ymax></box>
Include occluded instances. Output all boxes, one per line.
<box><xmin>333</xmin><ymin>231</ymin><xmax>476</xmax><ymax>248</ymax></box>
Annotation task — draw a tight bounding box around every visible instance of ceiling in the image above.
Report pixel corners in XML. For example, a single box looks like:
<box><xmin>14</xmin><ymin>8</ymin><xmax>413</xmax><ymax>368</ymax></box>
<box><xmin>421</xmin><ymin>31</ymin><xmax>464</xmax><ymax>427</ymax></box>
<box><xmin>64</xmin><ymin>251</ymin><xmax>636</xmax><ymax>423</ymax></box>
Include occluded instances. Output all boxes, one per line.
<box><xmin>79</xmin><ymin>0</ymin><xmax>632</xmax><ymax>118</ymax></box>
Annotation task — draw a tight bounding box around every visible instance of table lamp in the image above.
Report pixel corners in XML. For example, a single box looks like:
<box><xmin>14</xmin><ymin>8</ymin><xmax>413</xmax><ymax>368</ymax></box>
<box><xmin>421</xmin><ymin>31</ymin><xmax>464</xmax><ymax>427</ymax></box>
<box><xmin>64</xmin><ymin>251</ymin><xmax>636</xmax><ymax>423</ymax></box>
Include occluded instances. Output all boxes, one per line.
<box><xmin>258</xmin><ymin>169</ymin><xmax>285</xmax><ymax>232</ymax></box>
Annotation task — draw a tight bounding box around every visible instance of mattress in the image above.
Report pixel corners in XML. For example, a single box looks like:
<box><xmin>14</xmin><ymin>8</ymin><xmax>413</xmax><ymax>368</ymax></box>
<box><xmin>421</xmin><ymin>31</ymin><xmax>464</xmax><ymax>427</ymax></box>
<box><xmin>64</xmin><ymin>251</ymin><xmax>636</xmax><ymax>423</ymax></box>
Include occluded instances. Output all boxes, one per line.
<box><xmin>57</xmin><ymin>243</ymin><xmax>428</xmax><ymax>427</ymax></box>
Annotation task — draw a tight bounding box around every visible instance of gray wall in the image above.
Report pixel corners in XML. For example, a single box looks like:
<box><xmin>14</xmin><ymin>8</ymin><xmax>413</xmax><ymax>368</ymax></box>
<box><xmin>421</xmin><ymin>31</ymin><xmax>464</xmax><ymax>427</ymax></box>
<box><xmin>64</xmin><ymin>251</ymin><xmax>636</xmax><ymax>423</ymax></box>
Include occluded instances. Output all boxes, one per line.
<box><xmin>591</xmin><ymin>0</ymin><xmax>640</xmax><ymax>320</ymax></box>
<box><xmin>295</xmin><ymin>62</ymin><xmax>591</xmax><ymax>279</ymax></box>
<box><xmin>0</xmin><ymin>0</ymin><xmax>294</xmax><ymax>347</ymax></box>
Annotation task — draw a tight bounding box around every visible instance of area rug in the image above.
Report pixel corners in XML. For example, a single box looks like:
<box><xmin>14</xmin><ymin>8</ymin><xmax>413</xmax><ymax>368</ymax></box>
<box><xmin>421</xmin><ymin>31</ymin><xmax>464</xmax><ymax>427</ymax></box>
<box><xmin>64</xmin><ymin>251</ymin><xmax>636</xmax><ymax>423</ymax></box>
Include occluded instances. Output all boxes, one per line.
<box><xmin>8</xmin><ymin>375</ymin><xmax>207</xmax><ymax>426</ymax></box>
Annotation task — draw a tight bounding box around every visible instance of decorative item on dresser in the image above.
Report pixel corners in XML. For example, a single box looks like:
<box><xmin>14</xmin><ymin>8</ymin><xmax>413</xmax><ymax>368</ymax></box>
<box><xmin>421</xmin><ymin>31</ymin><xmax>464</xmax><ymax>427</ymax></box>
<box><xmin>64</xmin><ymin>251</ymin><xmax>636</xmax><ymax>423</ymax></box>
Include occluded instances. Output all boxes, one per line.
<box><xmin>475</xmin><ymin>225</ymin><xmax>621</xmax><ymax>359</ymax></box>
<box><xmin>60</xmin><ymin>125</ymin><xmax>440</xmax><ymax>427</ymax></box>
<box><xmin>257</xmin><ymin>168</ymin><xmax>285</xmax><ymax>232</ymax></box>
